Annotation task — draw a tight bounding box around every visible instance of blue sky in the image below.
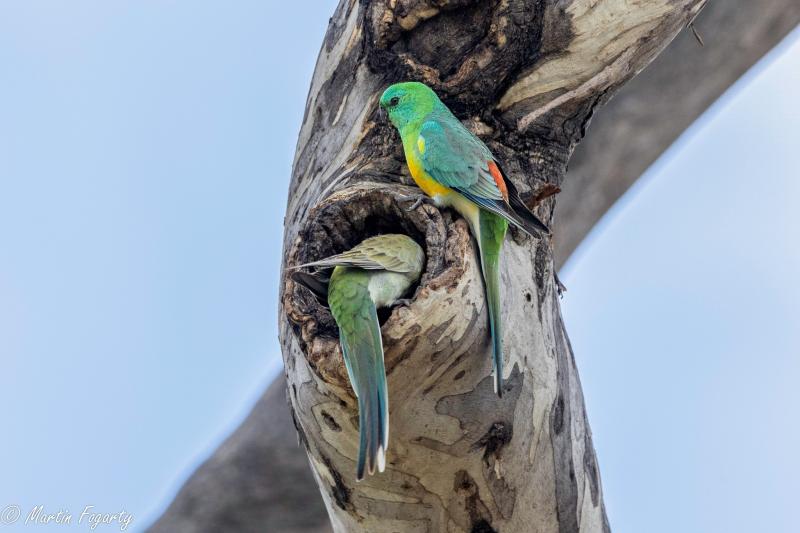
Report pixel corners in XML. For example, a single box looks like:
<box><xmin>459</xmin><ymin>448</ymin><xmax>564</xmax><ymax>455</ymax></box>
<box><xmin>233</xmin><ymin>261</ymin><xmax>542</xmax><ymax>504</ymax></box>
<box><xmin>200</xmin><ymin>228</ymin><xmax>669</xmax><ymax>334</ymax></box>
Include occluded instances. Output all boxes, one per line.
<box><xmin>0</xmin><ymin>2</ymin><xmax>797</xmax><ymax>532</ymax></box>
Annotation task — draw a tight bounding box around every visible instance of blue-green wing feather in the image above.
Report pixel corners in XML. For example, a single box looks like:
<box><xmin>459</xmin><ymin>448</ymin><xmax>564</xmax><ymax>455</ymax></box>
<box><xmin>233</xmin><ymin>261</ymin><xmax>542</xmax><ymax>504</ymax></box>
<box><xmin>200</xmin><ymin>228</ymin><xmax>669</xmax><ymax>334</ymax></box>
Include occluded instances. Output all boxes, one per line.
<box><xmin>418</xmin><ymin>117</ymin><xmax>550</xmax><ymax>236</ymax></box>
<box><xmin>328</xmin><ymin>268</ymin><xmax>389</xmax><ymax>480</ymax></box>
<box><xmin>418</xmin><ymin>118</ymin><xmax>503</xmax><ymax>201</ymax></box>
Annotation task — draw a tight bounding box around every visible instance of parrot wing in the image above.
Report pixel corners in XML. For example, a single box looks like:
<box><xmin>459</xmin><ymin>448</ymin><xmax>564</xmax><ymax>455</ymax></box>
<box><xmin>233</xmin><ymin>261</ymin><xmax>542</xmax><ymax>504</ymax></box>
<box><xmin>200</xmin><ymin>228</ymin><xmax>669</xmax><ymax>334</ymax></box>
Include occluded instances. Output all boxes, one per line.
<box><xmin>418</xmin><ymin>119</ymin><xmax>503</xmax><ymax>200</ymax></box>
<box><xmin>419</xmin><ymin>118</ymin><xmax>550</xmax><ymax>236</ymax></box>
<box><xmin>290</xmin><ymin>270</ymin><xmax>330</xmax><ymax>306</ymax></box>
<box><xmin>292</xmin><ymin>234</ymin><xmax>424</xmax><ymax>274</ymax></box>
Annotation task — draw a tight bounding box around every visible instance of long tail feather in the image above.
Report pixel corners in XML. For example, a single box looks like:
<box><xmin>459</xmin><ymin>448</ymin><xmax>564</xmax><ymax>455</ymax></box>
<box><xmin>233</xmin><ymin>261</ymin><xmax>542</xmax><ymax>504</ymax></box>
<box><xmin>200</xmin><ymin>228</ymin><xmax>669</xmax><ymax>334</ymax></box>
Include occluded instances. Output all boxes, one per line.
<box><xmin>478</xmin><ymin>210</ymin><xmax>508</xmax><ymax>398</ymax></box>
<box><xmin>330</xmin><ymin>272</ymin><xmax>389</xmax><ymax>480</ymax></box>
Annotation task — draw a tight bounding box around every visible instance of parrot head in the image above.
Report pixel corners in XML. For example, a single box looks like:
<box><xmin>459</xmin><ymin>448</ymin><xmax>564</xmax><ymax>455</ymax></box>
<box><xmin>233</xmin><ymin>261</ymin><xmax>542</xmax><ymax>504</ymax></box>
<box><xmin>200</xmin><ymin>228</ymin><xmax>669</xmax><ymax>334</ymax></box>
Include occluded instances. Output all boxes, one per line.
<box><xmin>380</xmin><ymin>81</ymin><xmax>440</xmax><ymax>130</ymax></box>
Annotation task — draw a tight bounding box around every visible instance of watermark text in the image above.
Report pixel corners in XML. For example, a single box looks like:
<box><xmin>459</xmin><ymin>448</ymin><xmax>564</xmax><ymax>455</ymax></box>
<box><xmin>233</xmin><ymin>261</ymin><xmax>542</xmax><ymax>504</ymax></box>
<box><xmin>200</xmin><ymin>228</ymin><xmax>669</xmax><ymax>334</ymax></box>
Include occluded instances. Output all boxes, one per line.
<box><xmin>0</xmin><ymin>504</ymin><xmax>133</xmax><ymax>530</ymax></box>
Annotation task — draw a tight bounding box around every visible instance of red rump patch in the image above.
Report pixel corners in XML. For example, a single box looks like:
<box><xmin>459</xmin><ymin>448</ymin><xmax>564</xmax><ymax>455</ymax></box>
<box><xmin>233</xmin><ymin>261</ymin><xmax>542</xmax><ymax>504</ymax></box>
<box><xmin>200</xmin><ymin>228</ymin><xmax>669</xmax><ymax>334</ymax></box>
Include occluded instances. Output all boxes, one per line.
<box><xmin>488</xmin><ymin>161</ymin><xmax>509</xmax><ymax>202</ymax></box>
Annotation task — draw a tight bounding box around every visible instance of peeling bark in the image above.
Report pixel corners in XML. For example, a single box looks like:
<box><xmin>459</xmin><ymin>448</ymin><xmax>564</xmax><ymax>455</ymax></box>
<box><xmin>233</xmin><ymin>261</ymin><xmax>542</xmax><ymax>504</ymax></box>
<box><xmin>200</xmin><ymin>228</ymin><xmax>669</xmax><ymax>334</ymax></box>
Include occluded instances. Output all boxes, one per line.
<box><xmin>148</xmin><ymin>2</ymin><xmax>800</xmax><ymax>532</ymax></box>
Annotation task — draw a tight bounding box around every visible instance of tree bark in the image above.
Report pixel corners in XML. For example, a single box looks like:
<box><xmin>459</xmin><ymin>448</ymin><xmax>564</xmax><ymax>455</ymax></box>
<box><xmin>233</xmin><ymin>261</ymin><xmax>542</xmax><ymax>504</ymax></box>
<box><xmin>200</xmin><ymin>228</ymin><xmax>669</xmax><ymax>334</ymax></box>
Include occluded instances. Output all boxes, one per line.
<box><xmin>148</xmin><ymin>2</ymin><xmax>800</xmax><ymax>532</ymax></box>
<box><xmin>555</xmin><ymin>0</ymin><xmax>800</xmax><ymax>267</ymax></box>
<box><xmin>277</xmin><ymin>1</ymin><xmax>701</xmax><ymax>531</ymax></box>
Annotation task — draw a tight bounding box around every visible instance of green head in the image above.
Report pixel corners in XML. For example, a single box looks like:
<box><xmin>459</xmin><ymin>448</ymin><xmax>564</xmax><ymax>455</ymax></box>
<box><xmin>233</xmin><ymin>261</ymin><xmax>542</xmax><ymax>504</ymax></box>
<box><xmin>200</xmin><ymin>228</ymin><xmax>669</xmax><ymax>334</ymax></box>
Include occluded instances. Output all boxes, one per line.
<box><xmin>379</xmin><ymin>82</ymin><xmax>442</xmax><ymax>131</ymax></box>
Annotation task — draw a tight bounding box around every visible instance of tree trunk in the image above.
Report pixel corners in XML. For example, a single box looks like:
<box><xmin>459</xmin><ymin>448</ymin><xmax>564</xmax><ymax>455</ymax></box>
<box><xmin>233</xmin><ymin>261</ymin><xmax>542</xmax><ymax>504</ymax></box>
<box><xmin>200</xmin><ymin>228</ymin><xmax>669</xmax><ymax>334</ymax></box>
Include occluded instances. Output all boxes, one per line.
<box><xmin>279</xmin><ymin>1</ymin><xmax>701</xmax><ymax>531</ymax></box>
<box><xmin>148</xmin><ymin>2</ymin><xmax>800</xmax><ymax>533</ymax></box>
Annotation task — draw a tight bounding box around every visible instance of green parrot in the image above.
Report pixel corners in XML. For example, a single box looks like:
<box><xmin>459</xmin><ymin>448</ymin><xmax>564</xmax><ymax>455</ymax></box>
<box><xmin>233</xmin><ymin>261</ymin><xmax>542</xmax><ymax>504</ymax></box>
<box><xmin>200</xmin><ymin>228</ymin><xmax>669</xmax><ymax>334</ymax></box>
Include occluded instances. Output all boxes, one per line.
<box><xmin>291</xmin><ymin>234</ymin><xmax>425</xmax><ymax>480</ymax></box>
<box><xmin>379</xmin><ymin>81</ymin><xmax>550</xmax><ymax>397</ymax></box>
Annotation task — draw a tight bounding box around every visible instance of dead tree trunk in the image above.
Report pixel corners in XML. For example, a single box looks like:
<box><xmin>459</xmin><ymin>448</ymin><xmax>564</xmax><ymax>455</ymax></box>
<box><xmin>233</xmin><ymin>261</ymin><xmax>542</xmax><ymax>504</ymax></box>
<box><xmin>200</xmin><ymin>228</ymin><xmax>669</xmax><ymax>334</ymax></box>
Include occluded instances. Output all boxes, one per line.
<box><xmin>279</xmin><ymin>1</ymin><xmax>703</xmax><ymax>531</ymax></box>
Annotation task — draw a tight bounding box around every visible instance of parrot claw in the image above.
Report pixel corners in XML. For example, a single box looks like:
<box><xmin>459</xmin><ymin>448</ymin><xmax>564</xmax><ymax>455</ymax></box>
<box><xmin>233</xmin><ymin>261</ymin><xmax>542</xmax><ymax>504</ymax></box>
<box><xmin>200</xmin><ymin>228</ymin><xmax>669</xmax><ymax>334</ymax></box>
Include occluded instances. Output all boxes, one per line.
<box><xmin>394</xmin><ymin>298</ymin><xmax>414</xmax><ymax>308</ymax></box>
<box><xmin>397</xmin><ymin>193</ymin><xmax>431</xmax><ymax>212</ymax></box>
<box><xmin>407</xmin><ymin>198</ymin><xmax>424</xmax><ymax>211</ymax></box>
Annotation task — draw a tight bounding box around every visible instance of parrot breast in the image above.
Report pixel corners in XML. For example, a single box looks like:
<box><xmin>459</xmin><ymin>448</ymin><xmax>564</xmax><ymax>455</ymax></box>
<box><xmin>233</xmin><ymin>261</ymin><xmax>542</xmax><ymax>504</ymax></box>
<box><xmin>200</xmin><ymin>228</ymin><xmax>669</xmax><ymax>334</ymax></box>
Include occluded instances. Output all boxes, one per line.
<box><xmin>367</xmin><ymin>271</ymin><xmax>413</xmax><ymax>308</ymax></box>
<box><xmin>404</xmin><ymin>145</ymin><xmax>452</xmax><ymax>199</ymax></box>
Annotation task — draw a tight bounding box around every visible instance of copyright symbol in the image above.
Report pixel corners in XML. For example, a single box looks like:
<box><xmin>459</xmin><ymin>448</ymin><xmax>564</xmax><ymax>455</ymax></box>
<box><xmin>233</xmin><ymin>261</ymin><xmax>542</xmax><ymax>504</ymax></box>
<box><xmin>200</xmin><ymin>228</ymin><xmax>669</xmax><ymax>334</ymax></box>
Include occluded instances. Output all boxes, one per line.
<box><xmin>0</xmin><ymin>505</ymin><xmax>20</xmax><ymax>524</ymax></box>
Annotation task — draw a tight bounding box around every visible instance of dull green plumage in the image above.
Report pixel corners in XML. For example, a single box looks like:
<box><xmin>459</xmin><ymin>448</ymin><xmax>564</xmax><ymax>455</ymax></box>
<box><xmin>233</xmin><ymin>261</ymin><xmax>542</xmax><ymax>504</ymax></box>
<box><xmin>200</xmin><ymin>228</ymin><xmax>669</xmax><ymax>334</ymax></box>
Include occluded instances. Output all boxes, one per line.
<box><xmin>292</xmin><ymin>234</ymin><xmax>424</xmax><ymax>479</ymax></box>
<box><xmin>379</xmin><ymin>81</ymin><xmax>549</xmax><ymax>397</ymax></box>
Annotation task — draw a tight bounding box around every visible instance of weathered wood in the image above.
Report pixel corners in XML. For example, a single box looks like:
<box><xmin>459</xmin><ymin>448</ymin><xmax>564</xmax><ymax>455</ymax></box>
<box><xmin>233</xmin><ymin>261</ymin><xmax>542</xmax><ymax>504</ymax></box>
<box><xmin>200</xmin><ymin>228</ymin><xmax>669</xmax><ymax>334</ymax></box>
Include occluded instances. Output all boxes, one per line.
<box><xmin>148</xmin><ymin>2</ymin><xmax>800</xmax><ymax>532</ymax></box>
<box><xmin>555</xmin><ymin>0</ymin><xmax>800</xmax><ymax>267</ymax></box>
<box><xmin>279</xmin><ymin>1</ymin><xmax>701</xmax><ymax>531</ymax></box>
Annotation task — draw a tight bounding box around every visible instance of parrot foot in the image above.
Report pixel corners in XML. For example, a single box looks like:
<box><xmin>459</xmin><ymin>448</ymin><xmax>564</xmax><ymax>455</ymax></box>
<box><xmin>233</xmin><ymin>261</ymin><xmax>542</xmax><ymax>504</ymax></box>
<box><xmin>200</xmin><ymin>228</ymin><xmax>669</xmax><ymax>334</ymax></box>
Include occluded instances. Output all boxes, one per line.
<box><xmin>394</xmin><ymin>298</ymin><xmax>414</xmax><ymax>308</ymax></box>
<box><xmin>397</xmin><ymin>193</ymin><xmax>431</xmax><ymax>212</ymax></box>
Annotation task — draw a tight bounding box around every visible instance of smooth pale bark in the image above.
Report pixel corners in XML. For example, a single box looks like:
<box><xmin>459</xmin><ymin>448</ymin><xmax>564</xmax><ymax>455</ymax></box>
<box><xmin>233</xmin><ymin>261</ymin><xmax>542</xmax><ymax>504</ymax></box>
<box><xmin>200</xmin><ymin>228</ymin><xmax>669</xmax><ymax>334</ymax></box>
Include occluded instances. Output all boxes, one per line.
<box><xmin>148</xmin><ymin>2</ymin><xmax>799</xmax><ymax>532</ymax></box>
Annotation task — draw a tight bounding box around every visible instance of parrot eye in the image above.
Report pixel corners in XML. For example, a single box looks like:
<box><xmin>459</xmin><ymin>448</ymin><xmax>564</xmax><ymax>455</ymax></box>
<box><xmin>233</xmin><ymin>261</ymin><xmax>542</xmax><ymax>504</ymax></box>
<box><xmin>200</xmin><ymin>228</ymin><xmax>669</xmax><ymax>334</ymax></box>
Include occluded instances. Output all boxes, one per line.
<box><xmin>389</xmin><ymin>96</ymin><xmax>400</xmax><ymax>107</ymax></box>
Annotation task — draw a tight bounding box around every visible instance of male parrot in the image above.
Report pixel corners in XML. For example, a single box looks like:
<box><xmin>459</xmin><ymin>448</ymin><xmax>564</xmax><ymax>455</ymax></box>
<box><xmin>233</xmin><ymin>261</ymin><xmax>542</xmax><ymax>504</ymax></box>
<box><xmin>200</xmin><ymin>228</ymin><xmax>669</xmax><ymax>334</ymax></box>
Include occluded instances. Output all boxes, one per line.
<box><xmin>379</xmin><ymin>81</ymin><xmax>549</xmax><ymax>397</ymax></box>
<box><xmin>291</xmin><ymin>234</ymin><xmax>425</xmax><ymax>480</ymax></box>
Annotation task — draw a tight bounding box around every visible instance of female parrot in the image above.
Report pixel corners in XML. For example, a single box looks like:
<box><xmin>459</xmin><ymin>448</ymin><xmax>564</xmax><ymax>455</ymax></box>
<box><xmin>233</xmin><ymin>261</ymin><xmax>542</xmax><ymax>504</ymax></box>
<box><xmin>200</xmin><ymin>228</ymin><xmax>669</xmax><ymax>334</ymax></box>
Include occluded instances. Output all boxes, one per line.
<box><xmin>291</xmin><ymin>234</ymin><xmax>425</xmax><ymax>480</ymax></box>
<box><xmin>379</xmin><ymin>81</ymin><xmax>550</xmax><ymax>397</ymax></box>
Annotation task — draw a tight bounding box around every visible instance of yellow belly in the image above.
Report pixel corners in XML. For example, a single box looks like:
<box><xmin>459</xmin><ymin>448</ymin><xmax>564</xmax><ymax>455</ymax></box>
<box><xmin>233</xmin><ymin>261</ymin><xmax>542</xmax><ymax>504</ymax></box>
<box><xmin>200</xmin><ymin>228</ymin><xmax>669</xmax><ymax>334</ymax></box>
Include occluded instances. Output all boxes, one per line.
<box><xmin>406</xmin><ymin>151</ymin><xmax>451</xmax><ymax>198</ymax></box>
<box><xmin>405</xmin><ymin>150</ymin><xmax>481</xmax><ymax>234</ymax></box>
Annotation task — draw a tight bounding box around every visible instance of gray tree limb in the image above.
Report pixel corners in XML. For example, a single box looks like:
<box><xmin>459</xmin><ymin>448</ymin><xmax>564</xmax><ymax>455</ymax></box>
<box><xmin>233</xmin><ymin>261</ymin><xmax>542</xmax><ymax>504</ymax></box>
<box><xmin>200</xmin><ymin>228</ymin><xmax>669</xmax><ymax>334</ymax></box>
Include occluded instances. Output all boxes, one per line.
<box><xmin>555</xmin><ymin>0</ymin><xmax>800</xmax><ymax>267</ymax></box>
<box><xmin>148</xmin><ymin>2</ymin><xmax>799</xmax><ymax>532</ymax></box>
